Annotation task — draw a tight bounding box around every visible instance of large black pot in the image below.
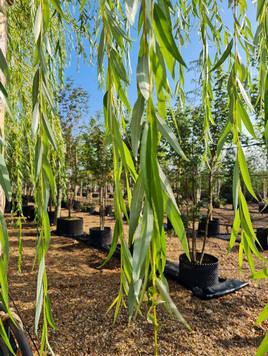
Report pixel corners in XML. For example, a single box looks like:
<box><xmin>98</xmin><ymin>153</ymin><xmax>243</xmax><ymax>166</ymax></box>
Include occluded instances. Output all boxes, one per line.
<box><xmin>48</xmin><ymin>211</ymin><xmax>56</xmax><ymax>225</ymax></box>
<box><xmin>179</xmin><ymin>253</ymin><xmax>219</xmax><ymax>289</ymax></box>
<box><xmin>61</xmin><ymin>200</ymin><xmax>68</xmax><ymax>209</ymax></box>
<box><xmin>22</xmin><ymin>205</ymin><xmax>35</xmax><ymax>221</ymax></box>
<box><xmin>73</xmin><ymin>200</ymin><xmax>81</xmax><ymax>210</ymax></box>
<box><xmin>0</xmin><ymin>304</ymin><xmax>33</xmax><ymax>356</ymax></box>
<box><xmin>256</xmin><ymin>228</ymin><xmax>268</xmax><ymax>250</ymax></box>
<box><xmin>4</xmin><ymin>200</ymin><xmax>12</xmax><ymax>213</ymax></box>
<box><xmin>105</xmin><ymin>205</ymin><xmax>113</xmax><ymax>216</ymax></box>
<box><xmin>198</xmin><ymin>217</ymin><xmax>220</xmax><ymax>237</ymax></box>
<box><xmin>92</xmin><ymin>193</ymin><xmax>99</xmax><ymax>198</ymax></box>
<box><xmin>56</xmin><ymin>217</ymin><xmax>83</xmax><ymax>236</ymax></box>
<box><xmin>89</xmin><ymin>227</ymin><xmax>112</xmax><ymax>248</ymax></box>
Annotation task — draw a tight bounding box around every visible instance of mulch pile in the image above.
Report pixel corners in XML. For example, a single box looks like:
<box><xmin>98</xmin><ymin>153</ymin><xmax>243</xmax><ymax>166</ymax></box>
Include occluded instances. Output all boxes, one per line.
<box><xmin>6</xmin><ymin>203</ymin><xmax>268</xmax><ymax>355</ymax></box>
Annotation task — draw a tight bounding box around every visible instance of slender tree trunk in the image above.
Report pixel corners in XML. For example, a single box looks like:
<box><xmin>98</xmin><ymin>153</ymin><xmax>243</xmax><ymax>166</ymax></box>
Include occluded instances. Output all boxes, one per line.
<box><xmin>99</xmin><ymin>184</ymin><xmax>104</xmax><ymax>230</ymax></box>
<box><xmin>0</xmin><ymin>1</ymin><xmax>7</xmax><ymax>215</ymax></box>
<box><xmin>55</xmin><ymin>186</ymin><xmax>62</xmax><ymax>223</ymax></box>
<box><xmin>200</xmin><ymin>166</ymin><xmax>214</xmax><ymax>264</ymax></box>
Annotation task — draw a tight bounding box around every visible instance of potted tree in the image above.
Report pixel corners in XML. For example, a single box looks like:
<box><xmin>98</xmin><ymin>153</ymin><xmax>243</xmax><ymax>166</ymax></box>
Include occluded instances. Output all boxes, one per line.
<box><xmin>55</xmin><ymin>80</ymin><xmax>89</xmax><ymax>236</ymax></box>
<box><xmin>166</xmin><ymin>69</ymin><xmax>231</xmax><ymax>290</ymax></box>
<box><xmin>79</xmin><ymin>116</ymin><xmax>113</xmax><ymax>248</ymax></box>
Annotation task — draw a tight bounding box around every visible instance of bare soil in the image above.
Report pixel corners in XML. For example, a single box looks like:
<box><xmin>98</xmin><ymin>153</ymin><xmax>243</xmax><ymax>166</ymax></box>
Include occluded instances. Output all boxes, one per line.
<box><xmin>5</xmin><ymin>202</ymin><xmax>268</xmax><ymax>356</ymax></box>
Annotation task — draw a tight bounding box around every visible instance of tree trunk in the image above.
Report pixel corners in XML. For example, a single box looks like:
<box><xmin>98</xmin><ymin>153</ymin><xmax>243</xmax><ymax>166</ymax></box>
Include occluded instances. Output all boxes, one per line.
<box><xmin>99</xmin><ymin>184</ymin><xmax>105</xmax><ymax>230</ymax></box>
<box><xmin>55</xmin><ymin>186</ymin><xmax>62</xmax><ymax>223</ymax></box>
<box><xmin>0</xmin><ymin>0</ymin><xmax>7</xmax><ymax>215</ymax></box>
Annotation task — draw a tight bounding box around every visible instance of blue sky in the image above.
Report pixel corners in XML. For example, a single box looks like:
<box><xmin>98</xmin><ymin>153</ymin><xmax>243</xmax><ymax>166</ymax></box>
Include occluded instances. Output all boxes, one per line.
<box><xmin>65</xmin><ymin>1</ymin><xmax>258</xmax><ymax>121</ymax></box>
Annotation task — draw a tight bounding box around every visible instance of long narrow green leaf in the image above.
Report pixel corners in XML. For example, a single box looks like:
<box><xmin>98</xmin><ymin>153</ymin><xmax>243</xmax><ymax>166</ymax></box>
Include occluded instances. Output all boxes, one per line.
<box><xmin>34</xmin><ymin>4</ymin><xmax>42</xmax><ymax>43</ymax></box>
<box><xmin>228</xmin><ymin>208</ymin><xmax>240</xmax><ymax>253</ymax></box>
<box><xmin>130</xmin><ymin>94</ymin><xmax>145</xmax><ymax>158</ymax></box>
<box><xmin>236</xmin><ymin>77</ymin><xmax>255</xmax><ymax>112</ymax></box>
<box><xmin>156</xmin><ymin>113</ymin><xmax>188</xmax><ymax>161</ymax></box>
<box><xmin>0</xmin><ymin>153</ymin><xmax>11</xmax><ymax>201</ymax></box>
<box><xmin>79</xmin><ymin>0</ymin><xmax>87</xmax><ymax>11</ymax></box>
<box><xmin>217</xmin><ymin>121</ymin><xmax>232</xmax><ymax>157</ymax></box>
<box><xmin>264</xmin><ymin>74</ymin><xmax>268</xmax><ymax>125</ymax></box>
<box><xmin>34</xmin><ymin>138</ymin><xmax>42</xmax><ymax>181</ymax></box>
<box><xmin>110</xmin><ymin>49</ymin><xmax>129</xmax><ymax>84</ymax></box>
<box><xmin>256</xmin><ymin>332</ymin><xmax>268</xmax><ymax>356</ymax></box>
<box><xmin>42</xmin><ymin>155</ymin><xmax>56</xmax><ymax>194</ymax></box>
<box><xmin>232</xmin><ymin>160</ymin><xmax>240</xmax><ymax>211</ymax></box>
<box><xmin>35</xmin><ymin>255</ymin><xmax>45</xmax><ymax>334</ymax></box>
<box><xmin>249</xmin><ymin>267</ymin><xmax>268</xmax><ymax>280</ymax></box>
<box><xmin>153</xmin><ymin>4</ymin><xmax>186</xmax><ymax>67</ymax></box>
<box><xmin>49</xmin><ymin>0</ymin><xmax>68</xmax><ymax>20</ymax></box>
<box><xmin>257</xmin><ymin>0</ymin><xmax>265</xmax><ymax>20</ymax></box>
<box><xmin>0</xmin><ymin>319</ymin><xmax>16</xmax><ymax>355</ymax></box>
<box><xmin>165</xmin><ymin>193</ymin><xmax>189</xmax><ymax>259</ymax></box>
<box><xmin>0</xmin><ymin>48</ymin><xmax>9</xmax><ymax>81</ymax></box>
<box><xmin>237</xmin><ymin>145</ymin><xmax>257</xmax><ymax>200</ymax></box>
<box><xmin>32</xmin><ymin>69</ymin><xmax>39</xmax><ymax>108</ymax></box>
<box><xmin>211</xmin><ymin>39</ymin><xmax>233</xmax><ymax>72</ymax></box>
<box><xmin>42</xmin><ymin>114</ymin><xmax>57</xmax><ymax>151</ymax></box>
<box><xmin>45</xmin><ymin>296</ymin><xmax>57</xmax><ymax>329</ymax></box>
<box><xmin>129</xmin><ymin>176</ymin><xmax>144</xmax><ymax>243</ymax></box>
<box><xmin>137</xmin><ymin>54</ymin><xmax>150</xmax><ymax>100</ymax></box>
<box><xmin>0</xmin><ymin>82</ymin><xmax>14</xmax><ymax>120</ymax></box>
<box><xmin>126</xmin><ymin>0</ymin><xmax>139</xmax><ymax>25</ymax></box>
<box><xmin>133</xmin><ymin>203</ymin><xmax>153</xmax><ymax>282</ymax></box>
<box><xmin>97</xmin><ymin>28</ymin><xmax>105</xmax><ymax>72</ymax></box>
<box><xmin>255</xmin><ymin>303</ymin><xmax>268</xmax><ymax>324</ymax></box>
<box><xmin>237</xmin><ymin>98</ymin><xmax>256</xmax><ymax>138</ymax></box>
<box><xmin>156</xmin><ymin>278</ymin><xmax>191</xmax><ymax>329</ymax></box>
<box><xmin>32</xmin><ymin>102</ymin><xmax>40</xmax><ymax>139</ymax></box>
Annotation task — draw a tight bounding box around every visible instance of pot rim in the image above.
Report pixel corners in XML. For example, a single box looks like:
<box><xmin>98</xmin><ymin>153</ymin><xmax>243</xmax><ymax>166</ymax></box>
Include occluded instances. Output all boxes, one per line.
<box><xmin>90</xmin><ymin>226</ymin><xmax>112</xmax><ymax>232</ymax></box>
<box><xmin>179</xmin><ymin>252</ymin><xmax>218</xmax><ymax>266</ymax></box>
<box><xmin>57</xmin><ymin>217</ymin><xmax>83</xmax><ymax>221</ymax></box>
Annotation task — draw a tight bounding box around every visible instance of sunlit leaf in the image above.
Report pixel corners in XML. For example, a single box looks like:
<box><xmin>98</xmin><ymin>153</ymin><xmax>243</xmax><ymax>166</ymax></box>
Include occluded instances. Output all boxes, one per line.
<box><xmin>35</xmin><ymin>255</ymin><xmax>45</xmax><ymax>334</ymax></box>
<box><xmin>153</xmin><ymin>4</ymin><xmax>186</xmax><ymax>67</ymax></box>
<box><xmin>156</xmin><ymin>278</ymin><xmax>191</xmax><ymax>329</ymax></box>
<box><xmin>130</xmin><ymin>94</ymin><xmax>145</xmax><ymax>158</ymax></box>
<box><xmin>237</xmin><ymin>145</ymin><xmax>257</xmax><ymax>200</ymax></box>
<box><xmin>137</xmin><ymin>54</ymin><xmax>149</xmax><ymax>100</ymax></box>
<box><xmin>126</xmin><ymin>0</ymin><xmax>139</xmax><ymax>25</ymax></box>
<box><xmin>249</xmin><ymin>267</ymin><xmax>268</xmax><ymax>280</ymax></box>
<box><xmin>211</xmin><ymin>39</ymin><xmax>233</xmax><ymax>72</ymax></box>
<box><xmin>156</xmin><ymin>113</ymin><xmax>188</xmax><ymax>161</ymax></box>
<box><xmin>34</xmin><ymin>4</ymin><xmax>42</xmax><ymax>43</ymax></box>
<box><xmin>0</xmin><ymin>153</ymin><xmax>11</xmax><ymax>202</ymax></box>
<box><xmin>255</xmin><ymin>303</ymin><xmax>268</xmax><ymax>324</ymax></box>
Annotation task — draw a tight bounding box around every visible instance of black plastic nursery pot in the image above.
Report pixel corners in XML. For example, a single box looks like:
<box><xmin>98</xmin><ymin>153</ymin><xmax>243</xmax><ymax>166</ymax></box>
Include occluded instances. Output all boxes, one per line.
<box><xmin>105</xmin><ymin>205</ymin><xmax>113</xmax><ymax>216</ymax></box>
<box><xmin>4</xmin><ymin>200</ymin><xmax>12</xmax><ymax>213</ymax></box>
<box><xmin>48</xmin><ymin>211</ymin><xmax>56</xmax><ymax>225</ymax></box>
<box><xmin>56</xmin><ymin>217</ymin><xmax>83</xmax><ymax>236</ymax></box>
<box><xmin>256</xmin><ymin>228</ymin><xmax>268</xmax><ymax>250</ymax></box>
<box><xmin>89</xmin><ymin>227</ymin><xmax>112</xmax><ymax>248</ymax></box>
<box><xmin>87</xmin><ymin>206</ymin><xmax>95</xmax><ymax>214</ymax></box>
<box><xmin>61</xmin><ymin>200</ymin><xmax>68</xmax><ymax>209</ymax></box>
<box><xmin>198</xmin><ymin>217</ymin><xmax>220</xmax><ymax>237</ymax></box>
<box><xmin>179</xmin><ymin>253</ymin><xmax>219</xmax><ymax>289</ymax></box>
<box><xmin>22</xmin><ymin>205</ymin><xmax>35</xmax><ymax>221</ymax></box>
<box><xmin>73</xmin><ymin>200</ymin><xmax>81</xmax><ymax>210</ymax></box>
<box><xmin>92</xmin><ymin>193</ymin><xmax>99</xmax><ymax>198</ymax></box>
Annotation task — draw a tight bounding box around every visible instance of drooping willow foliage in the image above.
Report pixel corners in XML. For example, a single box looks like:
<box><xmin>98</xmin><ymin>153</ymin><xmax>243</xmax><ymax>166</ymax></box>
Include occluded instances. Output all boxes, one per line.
<box><xmin>0</xmin><ymin>0</ymin><xmax>266</xmax><ymax>355</ymax></box>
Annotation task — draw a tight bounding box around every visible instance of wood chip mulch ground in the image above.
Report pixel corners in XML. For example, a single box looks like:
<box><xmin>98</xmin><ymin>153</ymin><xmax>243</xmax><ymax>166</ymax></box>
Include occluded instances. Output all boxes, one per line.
<box><xmin>5</xmin><ymin>203</ymin><xmax>268</xmax><ymax>355</ymax></box>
